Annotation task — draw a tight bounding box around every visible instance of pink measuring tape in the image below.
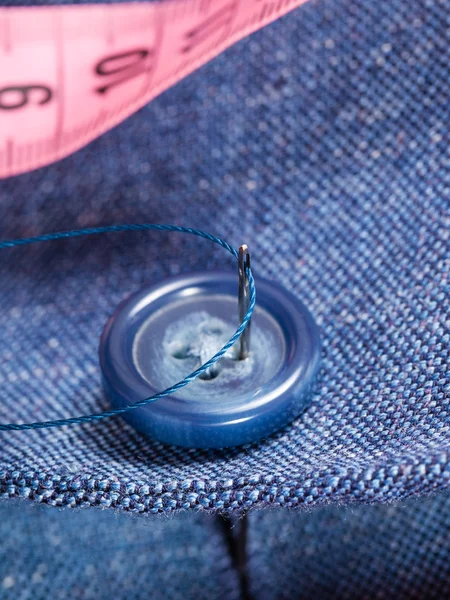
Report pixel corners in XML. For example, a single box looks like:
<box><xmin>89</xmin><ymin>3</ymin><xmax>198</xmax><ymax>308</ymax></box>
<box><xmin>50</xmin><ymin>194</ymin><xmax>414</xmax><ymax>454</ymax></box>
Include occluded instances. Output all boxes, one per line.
<box><xmin>0</xmin><ymin>0</ymin><xmax>308</xmax><ymax>179</ymax></box>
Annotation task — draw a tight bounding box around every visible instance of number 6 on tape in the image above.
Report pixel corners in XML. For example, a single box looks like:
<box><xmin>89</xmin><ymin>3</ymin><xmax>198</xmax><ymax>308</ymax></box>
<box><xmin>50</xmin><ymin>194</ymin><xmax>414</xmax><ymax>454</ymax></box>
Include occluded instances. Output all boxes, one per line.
<box><xmin>0</xmin><ymin>0</ymin><xmax>308</xmax><ymax>179</ymax></box>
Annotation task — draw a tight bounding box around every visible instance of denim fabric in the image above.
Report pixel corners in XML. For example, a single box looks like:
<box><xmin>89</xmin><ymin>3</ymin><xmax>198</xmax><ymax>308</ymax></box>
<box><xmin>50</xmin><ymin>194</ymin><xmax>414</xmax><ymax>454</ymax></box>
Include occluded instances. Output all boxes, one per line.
<box><xmin>0</xmin><ymin>0</ymin><xmax>449</xmax><ymax>515</ymax></box>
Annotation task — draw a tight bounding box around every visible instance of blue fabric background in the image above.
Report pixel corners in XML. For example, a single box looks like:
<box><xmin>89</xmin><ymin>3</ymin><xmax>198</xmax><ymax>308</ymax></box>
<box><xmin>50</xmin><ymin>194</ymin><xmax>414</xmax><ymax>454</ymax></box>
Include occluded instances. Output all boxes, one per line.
<box><xmin>0</xmin><ymin>0</ymin><xmax>449</xmax><ymax>515</ymax></box>
<box><xmin>0</xmin><ymin>500</ymin><xmax>240</xmax><ymax>599</ymax></box>
<box><xmin>1</xmin><ymin>0</ymin><xmax>449</xmax><ymax>596</ymax></box>
<box><xmin>2</xmin><ymin>493</ymin><xmax>450</xmax><ymax>599</ymax></box>
<box><xmin>248</xmin><ymin>493</ymin><xmax>450</xmax><ymax>599</ymax></box>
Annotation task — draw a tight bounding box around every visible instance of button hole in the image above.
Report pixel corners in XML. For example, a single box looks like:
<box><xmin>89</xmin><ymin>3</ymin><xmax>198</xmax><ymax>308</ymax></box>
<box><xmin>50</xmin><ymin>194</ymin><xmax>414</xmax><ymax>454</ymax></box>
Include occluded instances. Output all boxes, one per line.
<box><xmin>199</xmin><ymin>367</ymin><xmax>220</xmax><ymax>381</ymax></box>
<box><xmin>171</xmin><ymin>344</ymin><xmax>191</xmax><ymax>360</ymax></box>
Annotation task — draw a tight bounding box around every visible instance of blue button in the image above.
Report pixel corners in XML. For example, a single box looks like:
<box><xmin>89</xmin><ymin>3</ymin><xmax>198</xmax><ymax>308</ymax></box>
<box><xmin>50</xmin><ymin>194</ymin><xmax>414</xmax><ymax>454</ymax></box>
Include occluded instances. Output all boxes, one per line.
<box><xmin>99</xmin><ymin>272</ymin><xmax>320</xmax><ymax>449</ymax></box>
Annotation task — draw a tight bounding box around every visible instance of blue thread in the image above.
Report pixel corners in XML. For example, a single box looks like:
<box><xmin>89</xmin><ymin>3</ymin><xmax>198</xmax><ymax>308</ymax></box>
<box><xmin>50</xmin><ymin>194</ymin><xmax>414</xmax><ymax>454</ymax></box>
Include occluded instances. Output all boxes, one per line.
<box><xmin>0</xmin><ymin>224</ymin><xmax>256</xmax><ymax>431</ymax></box>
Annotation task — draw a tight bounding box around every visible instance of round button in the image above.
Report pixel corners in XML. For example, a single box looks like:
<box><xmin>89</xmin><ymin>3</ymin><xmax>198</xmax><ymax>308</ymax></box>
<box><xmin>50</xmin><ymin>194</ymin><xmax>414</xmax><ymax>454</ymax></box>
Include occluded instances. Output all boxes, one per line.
<box><xmin>99</xmin><ymin>272</ymin><xmax>321</xmax><ymax>449</ymax></box>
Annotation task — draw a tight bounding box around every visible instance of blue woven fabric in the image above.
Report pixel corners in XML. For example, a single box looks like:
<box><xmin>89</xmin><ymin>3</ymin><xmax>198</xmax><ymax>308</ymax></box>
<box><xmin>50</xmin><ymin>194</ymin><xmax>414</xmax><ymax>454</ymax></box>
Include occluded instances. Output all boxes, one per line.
<box><xmin>0</xmin><ymin>0</ymin><xmax>449</xmax><ymax>515</ymax></box>
<box><xmin>2</xmin><ymin>494</ymin><xmax>450</xmax><ymax>599</ymax></box>
<box><xmin>248</xmin><ymin>493</ymin><xmax>450</xmax><ymax>599</ymax></box>
<box><xmin>0</xmin><ymin>500</ymin><xmax>240</xmax><ymax>599</ymax></box>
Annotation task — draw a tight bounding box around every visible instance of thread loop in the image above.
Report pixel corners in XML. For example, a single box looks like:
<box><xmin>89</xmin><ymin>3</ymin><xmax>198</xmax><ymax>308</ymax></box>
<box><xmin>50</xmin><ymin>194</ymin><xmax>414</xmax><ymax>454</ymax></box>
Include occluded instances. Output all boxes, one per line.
<box><xmin>0</xmin><ymin>224</ymin><xmax>255</xmax><ymax>431</ymax></box>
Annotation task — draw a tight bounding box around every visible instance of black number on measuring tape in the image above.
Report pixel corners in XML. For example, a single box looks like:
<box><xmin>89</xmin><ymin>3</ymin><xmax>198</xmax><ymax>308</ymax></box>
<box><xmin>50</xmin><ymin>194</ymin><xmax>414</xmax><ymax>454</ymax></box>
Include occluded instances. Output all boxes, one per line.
<box><xmin>94</xmin><ymin>49</ymin><xmax>151</xmax><ymax>94</ymax></box>
<box><xmin>0</xmin><ymin>85</ymin><xmax>53</xmax><ymax>110</ymax></box>
<box><xmin>181</xmin><ymin>3</ymin><xmax>237</xmax><ymax>53</ymax></box>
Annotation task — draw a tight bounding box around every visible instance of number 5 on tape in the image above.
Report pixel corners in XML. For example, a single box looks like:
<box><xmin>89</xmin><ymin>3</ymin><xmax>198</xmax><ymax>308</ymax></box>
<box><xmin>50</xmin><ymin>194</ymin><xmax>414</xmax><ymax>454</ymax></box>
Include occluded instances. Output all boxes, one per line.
<box><xmin>0</xmin><ymin>0</ymin><xmax>308</xmax><ymax>179</ymax></box>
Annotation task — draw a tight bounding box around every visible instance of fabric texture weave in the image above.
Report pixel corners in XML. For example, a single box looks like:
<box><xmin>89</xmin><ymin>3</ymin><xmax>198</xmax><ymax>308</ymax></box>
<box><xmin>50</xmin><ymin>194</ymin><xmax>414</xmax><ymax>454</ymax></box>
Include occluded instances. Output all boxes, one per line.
<box><xmin>248</xmin><ymin>492</ymin><xmax>450</xmax><ymax>599</ymax></box>
<box><xmin>2</xmin><ymin>493</ymin><xmax>450</xmax><ymax>599</ymax></box>
<box><xmin>0</xmin><ymin>0</ymin><xmax>449</xmax><ymax>514</ymax></box>
<box><xmin>0</xmin><ymin>500</ymin><xmax>240</xmax><ymax>599</ymax></box>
